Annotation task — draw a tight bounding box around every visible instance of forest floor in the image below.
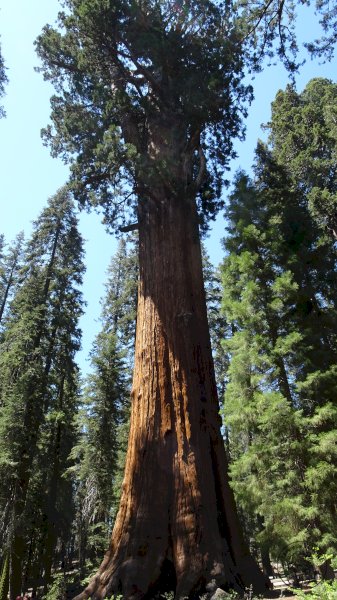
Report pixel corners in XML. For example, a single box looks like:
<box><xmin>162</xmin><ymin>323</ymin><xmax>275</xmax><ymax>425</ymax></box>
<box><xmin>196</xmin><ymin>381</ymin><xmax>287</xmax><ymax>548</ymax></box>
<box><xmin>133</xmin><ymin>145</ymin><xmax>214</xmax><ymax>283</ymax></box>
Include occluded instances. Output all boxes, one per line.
<box><xmin>266</xmin><ymin>575</ymin><xmax>311</xmax><ymax>598</ymax></box>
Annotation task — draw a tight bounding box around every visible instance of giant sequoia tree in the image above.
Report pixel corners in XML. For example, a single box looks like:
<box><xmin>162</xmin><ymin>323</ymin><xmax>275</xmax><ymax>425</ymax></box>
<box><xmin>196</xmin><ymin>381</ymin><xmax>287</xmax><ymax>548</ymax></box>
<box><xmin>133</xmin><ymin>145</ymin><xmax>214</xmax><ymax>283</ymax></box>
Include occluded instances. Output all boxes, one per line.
<box><xmin>35</xmin><ymin>0</ymin><xmax>336</xmax><ymax>597</ymax></box>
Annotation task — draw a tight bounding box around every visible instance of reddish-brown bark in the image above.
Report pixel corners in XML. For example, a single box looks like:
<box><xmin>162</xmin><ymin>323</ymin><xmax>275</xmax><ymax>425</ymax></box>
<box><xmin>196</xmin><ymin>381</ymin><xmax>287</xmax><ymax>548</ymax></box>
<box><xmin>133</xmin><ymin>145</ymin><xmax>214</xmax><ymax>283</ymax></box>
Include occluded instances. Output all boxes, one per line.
<box><xmin>75</xmin><ymin>189</ymin><xmax>267</xmax><ymax>599</ymax></box>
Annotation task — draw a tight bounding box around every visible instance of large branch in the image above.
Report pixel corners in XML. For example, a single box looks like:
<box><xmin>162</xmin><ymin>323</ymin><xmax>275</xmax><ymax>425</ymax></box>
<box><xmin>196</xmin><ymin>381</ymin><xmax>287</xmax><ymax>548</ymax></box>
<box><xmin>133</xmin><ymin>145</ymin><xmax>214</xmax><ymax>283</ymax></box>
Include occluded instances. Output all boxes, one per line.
<box><xmin>195</xmin><ymin>145</ymin><xmax>206</xmax><ymax>190</ymax></box>
<box><xmin>193</xmin><ymin>145</ymin><xmax>206</xmax><ymax>193</ymax></box>
<box><xmin>120</xmin><ymin>41</ymin><xmax>170</xmax><ymax>108</ymax></box>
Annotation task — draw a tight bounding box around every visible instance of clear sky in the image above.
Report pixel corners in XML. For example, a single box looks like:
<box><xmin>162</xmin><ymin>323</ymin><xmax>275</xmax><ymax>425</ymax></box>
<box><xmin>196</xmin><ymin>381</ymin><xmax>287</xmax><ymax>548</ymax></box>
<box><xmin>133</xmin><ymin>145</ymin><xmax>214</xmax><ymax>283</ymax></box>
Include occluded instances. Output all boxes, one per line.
<box><xmin>0</xmin><ymin>0</ymin><xmax>336</xmax><ymax>372</ymax></box>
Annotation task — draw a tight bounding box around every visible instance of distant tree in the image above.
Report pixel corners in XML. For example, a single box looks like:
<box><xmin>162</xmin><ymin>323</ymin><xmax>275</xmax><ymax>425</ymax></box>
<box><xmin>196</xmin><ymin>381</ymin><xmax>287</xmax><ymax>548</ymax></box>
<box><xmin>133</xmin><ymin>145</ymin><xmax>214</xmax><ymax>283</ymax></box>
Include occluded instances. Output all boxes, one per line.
<box><xmin>73</xmin><ymin>333</ymin><xmax>129</xmax><ymax>575</ymax></box>
<box><xmin>0</xmin><ymin>188</ymin><xmax>84</xmax><ymax>598</ymax></box>
<box><xmin>72</xmin><ymin>238</ymin><xmax>137</xmax><ymax>576</ymax></box>
<box><xmin>221</xmin><ymin>145</ymin><xmax>337</xmax><ymax>572</ymax></box>
<box><xmin>0</xmin><ymin>40</ymin><xmax>7</xmax><ymax>118</ymax></box>
<box><xmin>202</xmin><ymin>244</ymin><xmax>229</xmax><ymax>402</ymax></box>
<box><xmin>0</xmin><ymin>235</ymin><xmax>4</xmax><ymax>263</ymax></box>
<box><xmin>0</xmin><ymin>234</ymin><xmax>5</xmax><ymax>317</ymax></box>
<box><xmin>267</xmin><ymin>78</ymin><xmax>337</xmax><ymax>240</ymax></box>
<box><xmin>0</xmin><ymin>232</ymin><xmax>25</xmax><ymax>327</ymax></box>
<box><xmin>101</xmin><ymin>236</ymin><xmax>138</xmax><ymax>369</ymax></box>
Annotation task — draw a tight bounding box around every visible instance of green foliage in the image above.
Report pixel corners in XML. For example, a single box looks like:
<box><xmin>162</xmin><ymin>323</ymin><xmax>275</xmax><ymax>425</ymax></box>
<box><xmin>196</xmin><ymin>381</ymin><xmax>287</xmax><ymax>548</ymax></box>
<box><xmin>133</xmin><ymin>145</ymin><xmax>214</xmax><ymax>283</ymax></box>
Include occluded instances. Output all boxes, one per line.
<box><xmin>0</xmin><ymin>231</ymin><xmax>25</xmax><ymax>328</ymax></box>
<box><xmin>292</xmin><ymin>580</ymin><xmax>337</xmax><ymax>600</ymax></box>
<box><xmin>101</xmin><ymin>235</ymin><xmax>138</xmax><ymax>368</ymax></box>
<box><xmin>73</xmin><ymin>330</ymin><xmax>128</xmax><ymax>536</ymax></box>
<box><xmin>71</xmin><ymin>237</ymin><xmax>136</xmax><ymax>575</ymax></box>
<box><xmin>267</xmin><ymin>78</ymin><xmax>337</xmax><ymax>239</ymax></box>
<box><xmin>236</xmin><ymin>0</ymin><xmax>337</xmax><ymax>70</ymax></box>
<box><xmin>220</xmin><ymin>132</ymin><xmax>337</xmax><ymax>566</ymax></box>
<box><xmin>35</xmin><ymin>0</ymin><xmax>258</xmax><ymax>231</ymax></box>
<box><xmin>0</xmin><ymin>188</ymin><xmax>85</xmax><ymax>592</ymax></box>
<box><xmin>45</xmin><ymin>572</ymin><xmax>67</xmax><ymax>600</ymax></box>
<box><xmin>201</xmin><ymin>244</ymin><xmax>229</xmax><ymax>400</ymax></box>
<box><xmin>35</xmin><ymin>0</ymin><xmax>337</xmax><ymax>233</ymax></box>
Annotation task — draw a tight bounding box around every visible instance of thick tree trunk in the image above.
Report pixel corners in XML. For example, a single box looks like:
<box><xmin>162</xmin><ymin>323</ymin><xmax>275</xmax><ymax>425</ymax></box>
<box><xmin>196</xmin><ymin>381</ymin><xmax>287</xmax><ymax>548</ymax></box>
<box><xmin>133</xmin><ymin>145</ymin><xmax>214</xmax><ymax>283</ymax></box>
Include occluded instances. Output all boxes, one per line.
<box><xmin>76</xmin><ymin>192</ymin><xmax>267</xmax><ymax>599</ymax></box>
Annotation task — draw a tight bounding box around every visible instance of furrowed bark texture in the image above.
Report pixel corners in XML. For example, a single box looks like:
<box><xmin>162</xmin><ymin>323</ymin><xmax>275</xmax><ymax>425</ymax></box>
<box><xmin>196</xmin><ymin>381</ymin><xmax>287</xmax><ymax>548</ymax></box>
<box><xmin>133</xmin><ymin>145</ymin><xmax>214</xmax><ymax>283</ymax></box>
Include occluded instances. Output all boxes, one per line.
<box><xmin>76</xmin><ymin>192</ymin><xmax>266</xmax><ymax>599</ymax></box>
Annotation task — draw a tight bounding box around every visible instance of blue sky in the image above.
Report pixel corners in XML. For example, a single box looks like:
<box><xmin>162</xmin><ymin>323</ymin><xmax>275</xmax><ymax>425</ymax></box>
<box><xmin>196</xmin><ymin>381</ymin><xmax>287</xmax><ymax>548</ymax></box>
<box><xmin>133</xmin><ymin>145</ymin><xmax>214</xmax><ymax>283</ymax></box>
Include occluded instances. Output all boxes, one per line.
<box><xmin>0</xmin><ymin>0</ymin><xmax>336</xmax><ymax>371</ymax></box>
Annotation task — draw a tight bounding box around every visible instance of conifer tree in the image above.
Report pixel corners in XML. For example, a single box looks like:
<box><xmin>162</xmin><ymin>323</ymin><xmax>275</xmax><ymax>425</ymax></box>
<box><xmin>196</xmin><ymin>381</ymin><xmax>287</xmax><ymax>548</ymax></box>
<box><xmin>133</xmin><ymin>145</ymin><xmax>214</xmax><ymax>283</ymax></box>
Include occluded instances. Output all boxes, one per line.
<box><xmin>39</xmin><ymin>371</ymin><xmax>81</xmax><ymax>592</ymax></box>
<box><xmin>0</xmin><ymin>188</ymin><xmax>84</xmax><ymax>598</ymax></box>
<box><xmin>74</xmin><ymin>333</ymin><xmax>129</xmax><ymax>575</ymax></box>
<box><xmin>0</xmin><ymin>41</ymin><xmax>7</xmax><ymax>118</ymax></box>
<box><xmin>35</xmin><ymin>1</ymin><xmax>337</xmax><ymax>596</ymax></box>
<box><xmin>266</xmin><ymin>78</ymin><xmax>337</xmax><ymax>239</ymax></box>
<box><xmin>220</xmin><ymin>145</ymin><xmax>337</xmax><ymax>572</ymax></box>
<box><xmin>0</xmin><ymin>235</ymin><xmax>4</xmax><ymax>268</ymax></box>
<box><xmin>0</xmin><ymin>234</ymin><xmax>5</xmax><ymax>323</ymax></box>
<box><xmin>73</xmin><ymin>238</ymin><xmax>137</xmax><ymax>577</ymax></box>
<box><xmin>202</xmin><ymin>244</ymin><xmax>229</xmax><ymax>402</ymax></box>
<box><xmin>0</xmin><ymin>232</ymin><xmax>25</xmax><ymax>327</ymax></box>
<box><xmin>101</xmin><ymin>236</ymin><xmax>138</xmax><ymax>515</ymax></box>
<box><xmin>101</xmin><ymin>236</ymin><xmax>138</xmax><ymax>369</ymax></box>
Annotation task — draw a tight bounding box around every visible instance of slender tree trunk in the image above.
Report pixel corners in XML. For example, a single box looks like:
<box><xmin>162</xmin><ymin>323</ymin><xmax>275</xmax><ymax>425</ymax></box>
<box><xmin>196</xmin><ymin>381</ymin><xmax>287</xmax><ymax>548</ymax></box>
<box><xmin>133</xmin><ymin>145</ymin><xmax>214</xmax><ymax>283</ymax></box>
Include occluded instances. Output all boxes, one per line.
<box><xmin>22</xmin><ymin>533</ymin><xmax>35</xmax><ymax>595</ymax></box>
<box><xmin>78</xmin><ymin>519</ymin><xmax>88</xmax><ymax>578</ymax></box>
<box><xmin>257</xmin><ymin>515</ymin><xmax>274</xmax><ymax>579</ymax></box>
<box><xmin>0</xmin><ymin>234</ymin><xmax>24</xmax><ymax>326</ymax></box>
<box><xmin>76</xmin><ymin>192</ymin><xmax>267</xmax><ymax>599</ymax></box>
<box><xmin>42</xmin><ymin>379</ymin><xmax>67</xmax><ymax>591</ymax></box>
<box><xmin>0</xmin><ymin>269</ymin><xmax>14</xmax><ymax>325</ymax></box>
<box><xmin>260</xmin><ymin>548</ymin><xmax>274</xmax><ymax>580</ymax></box>
<box><xmin>0</xmin><ymin>553</ymin><xmax>9</xmax><ymax>600</ymax></box>
<box><xmin>318</xmin><ymin>559</ymin><xmax>335</xmax><ymax>581</ymax></box>
<box><xmin>8</xmin><ymin>382</ymin><xmax>45</xmax><ymax>599</ymax></box>
<box><xmin>42</xmin><ymin>425</ymin><xmax>62</xmax><ymax>593</ymax></box>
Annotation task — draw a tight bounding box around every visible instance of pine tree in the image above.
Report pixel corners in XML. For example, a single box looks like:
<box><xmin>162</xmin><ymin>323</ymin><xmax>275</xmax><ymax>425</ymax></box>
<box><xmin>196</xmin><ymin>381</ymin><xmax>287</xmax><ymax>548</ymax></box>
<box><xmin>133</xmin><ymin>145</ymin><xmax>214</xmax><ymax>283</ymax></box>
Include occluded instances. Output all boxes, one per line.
<box><xmin>0</xmin><ymin>188</ymin><xmax>85</xmax><ymax>597</ymax></box>
<box><xmin>220</xmin><ymin>145</ymin><xmax>337</xmax><ymax>573</ymax></box>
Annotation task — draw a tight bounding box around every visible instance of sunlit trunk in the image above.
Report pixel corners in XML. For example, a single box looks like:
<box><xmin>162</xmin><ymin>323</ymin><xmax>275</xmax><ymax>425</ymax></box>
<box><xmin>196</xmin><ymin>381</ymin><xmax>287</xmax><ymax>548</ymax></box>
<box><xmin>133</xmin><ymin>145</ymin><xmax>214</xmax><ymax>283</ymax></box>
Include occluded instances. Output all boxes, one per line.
<box><xmin>76</xmin><ymin>191</ymin><xmax>267</xmax><ymax>599</ymax></box>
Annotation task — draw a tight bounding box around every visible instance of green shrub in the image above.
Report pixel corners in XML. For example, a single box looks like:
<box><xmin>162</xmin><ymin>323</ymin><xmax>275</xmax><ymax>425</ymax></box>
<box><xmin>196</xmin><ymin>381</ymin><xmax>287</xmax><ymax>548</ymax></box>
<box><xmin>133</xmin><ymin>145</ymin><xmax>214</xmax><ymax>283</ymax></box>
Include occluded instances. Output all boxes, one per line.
<box><xmin>45</xmin><ymin>573</ymin><xmax>67</xmax><ymax>600</ymax></box>
<box><xmin>292</xmin><ymin>580</ymin><xmax>337</xmax><ymax>599</ymax></box>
